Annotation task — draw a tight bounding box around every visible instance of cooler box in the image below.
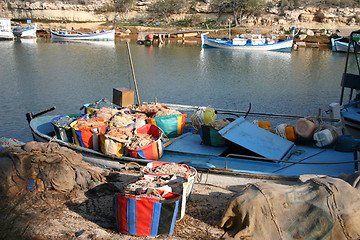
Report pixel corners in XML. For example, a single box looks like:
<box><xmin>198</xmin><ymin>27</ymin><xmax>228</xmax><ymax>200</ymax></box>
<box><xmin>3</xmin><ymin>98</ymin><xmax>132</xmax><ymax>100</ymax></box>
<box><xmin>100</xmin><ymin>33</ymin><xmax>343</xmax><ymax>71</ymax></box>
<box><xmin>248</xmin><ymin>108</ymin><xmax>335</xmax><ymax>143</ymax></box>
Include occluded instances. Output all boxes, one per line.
<box><xmin>114</xmin><ymin>192</ymin><xmax>180</xmax><ymax>237</ymax></box>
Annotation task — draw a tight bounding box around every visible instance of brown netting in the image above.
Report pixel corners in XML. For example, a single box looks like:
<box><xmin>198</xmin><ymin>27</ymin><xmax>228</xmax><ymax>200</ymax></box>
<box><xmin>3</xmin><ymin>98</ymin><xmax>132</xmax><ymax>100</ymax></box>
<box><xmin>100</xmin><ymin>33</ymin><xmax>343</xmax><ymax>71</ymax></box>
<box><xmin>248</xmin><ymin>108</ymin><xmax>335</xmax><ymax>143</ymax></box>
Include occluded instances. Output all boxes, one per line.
<box><xmin>0</xmin><ymin>141</ymin><xmax>105</xmax><ymax>197</ymax></box>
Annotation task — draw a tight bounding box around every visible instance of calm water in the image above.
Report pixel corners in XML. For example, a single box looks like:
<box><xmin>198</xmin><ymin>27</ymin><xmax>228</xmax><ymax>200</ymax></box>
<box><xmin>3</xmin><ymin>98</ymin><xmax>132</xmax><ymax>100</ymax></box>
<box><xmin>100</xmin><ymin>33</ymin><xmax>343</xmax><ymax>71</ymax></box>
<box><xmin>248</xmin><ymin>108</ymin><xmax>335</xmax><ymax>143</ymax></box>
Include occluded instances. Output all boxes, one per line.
<box><xmin>0</xmin><ymin>38</ymin><xmax>355</xmax><ymax>142</ymax></box>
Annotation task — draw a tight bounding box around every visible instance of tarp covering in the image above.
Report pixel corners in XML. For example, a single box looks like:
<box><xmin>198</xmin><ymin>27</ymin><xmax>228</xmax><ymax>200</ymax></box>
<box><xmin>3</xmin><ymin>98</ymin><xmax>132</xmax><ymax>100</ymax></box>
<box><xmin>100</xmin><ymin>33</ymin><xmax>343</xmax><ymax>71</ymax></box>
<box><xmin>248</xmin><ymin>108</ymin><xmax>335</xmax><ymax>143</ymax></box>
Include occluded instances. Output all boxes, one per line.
<box><xmin>219</xmin><ymin>175</ymin><xmax>360</xmax><ymax>239</ymax></box>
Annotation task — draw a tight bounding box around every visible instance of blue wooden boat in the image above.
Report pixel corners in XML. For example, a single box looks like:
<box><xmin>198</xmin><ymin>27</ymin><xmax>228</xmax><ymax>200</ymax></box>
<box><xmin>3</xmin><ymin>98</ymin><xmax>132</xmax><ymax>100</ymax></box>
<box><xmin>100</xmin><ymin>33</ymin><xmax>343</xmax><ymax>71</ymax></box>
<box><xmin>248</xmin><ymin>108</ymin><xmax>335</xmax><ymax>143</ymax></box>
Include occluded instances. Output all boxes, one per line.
<box><xmin>50</xmin><ymin>29</ymin><xmax>115</xmax><ymax>41</ymax></box>
<box><xmin>24</xmin><ymin>102</ymin><xmax>360</xmax><ymax>180</ymax></box>
<box><xmin>201</xmin><ymin>32</ymin><xmax>293</xmax><ymax>51</ymax></box>
<box><xmin>339</xmin><ymin>30</ymin><xmax>360</xmax><ymax>137</ymax></box>
<box><xmin>331</xmin><ymin>37</ymin><xmax>354</xmax><ymax>52</ymax></box>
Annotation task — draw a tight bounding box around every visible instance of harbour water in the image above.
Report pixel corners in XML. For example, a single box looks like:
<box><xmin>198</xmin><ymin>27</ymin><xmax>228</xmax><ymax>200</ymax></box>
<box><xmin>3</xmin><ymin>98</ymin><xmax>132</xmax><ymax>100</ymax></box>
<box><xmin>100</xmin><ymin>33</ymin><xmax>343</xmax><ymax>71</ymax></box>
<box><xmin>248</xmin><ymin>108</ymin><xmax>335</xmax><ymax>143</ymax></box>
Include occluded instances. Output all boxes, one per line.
<box><xmin>0</xmin><ymin>38</ymin><xmax>356</xmax><ymax>142</ymax></box>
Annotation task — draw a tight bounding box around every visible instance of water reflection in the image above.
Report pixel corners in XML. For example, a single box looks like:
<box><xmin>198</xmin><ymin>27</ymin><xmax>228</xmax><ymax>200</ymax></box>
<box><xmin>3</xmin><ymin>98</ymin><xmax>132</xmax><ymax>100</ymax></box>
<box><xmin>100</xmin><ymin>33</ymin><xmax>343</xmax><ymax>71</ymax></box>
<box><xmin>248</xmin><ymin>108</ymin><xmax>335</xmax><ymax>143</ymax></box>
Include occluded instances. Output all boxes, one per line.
<box><xmin>50</xmin><ymin>39</ymin><xmax>115</xmax><ymax>48</ymax></box>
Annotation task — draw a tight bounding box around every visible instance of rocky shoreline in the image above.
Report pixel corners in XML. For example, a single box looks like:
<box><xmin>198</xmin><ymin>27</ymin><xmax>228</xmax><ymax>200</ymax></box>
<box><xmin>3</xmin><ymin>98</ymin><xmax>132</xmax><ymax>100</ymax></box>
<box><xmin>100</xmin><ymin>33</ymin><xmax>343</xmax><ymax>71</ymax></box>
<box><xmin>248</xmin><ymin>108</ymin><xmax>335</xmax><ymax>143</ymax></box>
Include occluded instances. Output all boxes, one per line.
<box><xmin>32</xmin><ymin>21</ymin><xmax>358</xmax><ymax>50</ymax></box>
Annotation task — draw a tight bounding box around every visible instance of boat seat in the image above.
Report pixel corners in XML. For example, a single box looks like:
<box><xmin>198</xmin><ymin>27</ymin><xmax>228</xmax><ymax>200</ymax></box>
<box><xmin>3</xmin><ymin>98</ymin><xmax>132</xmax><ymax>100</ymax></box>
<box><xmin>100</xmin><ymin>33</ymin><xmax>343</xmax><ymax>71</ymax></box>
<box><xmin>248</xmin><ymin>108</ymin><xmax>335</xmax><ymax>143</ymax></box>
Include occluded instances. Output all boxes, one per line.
<box><xmin>340</xmin><ymin>73</ymin><xmax>360</xmax><ymax>104</ymax></box>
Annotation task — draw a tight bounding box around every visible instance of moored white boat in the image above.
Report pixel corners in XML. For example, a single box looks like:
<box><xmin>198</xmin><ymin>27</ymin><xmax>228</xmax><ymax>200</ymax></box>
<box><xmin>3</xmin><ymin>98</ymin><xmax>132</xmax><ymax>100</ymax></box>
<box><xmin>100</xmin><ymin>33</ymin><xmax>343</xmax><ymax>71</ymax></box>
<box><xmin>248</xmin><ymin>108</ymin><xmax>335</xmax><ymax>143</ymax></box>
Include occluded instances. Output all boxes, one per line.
<box><xmin>0</xmin><ymin>18</ymin><xmax>14</xmax><ymax>40</ymax></box>
<box><xmin>51</xmin><ymin>29</ymin><xmax>115</xmax><ymax>41</ymax></box>
<box><xmin>20</xmin><ymin>23</ymin><xmax>37</xmax><ymax>38</ymax></box>
<box><xmin>201</xmin><ymin>32</ymin><xmax>293</xmax><ymax>51</ymax></box>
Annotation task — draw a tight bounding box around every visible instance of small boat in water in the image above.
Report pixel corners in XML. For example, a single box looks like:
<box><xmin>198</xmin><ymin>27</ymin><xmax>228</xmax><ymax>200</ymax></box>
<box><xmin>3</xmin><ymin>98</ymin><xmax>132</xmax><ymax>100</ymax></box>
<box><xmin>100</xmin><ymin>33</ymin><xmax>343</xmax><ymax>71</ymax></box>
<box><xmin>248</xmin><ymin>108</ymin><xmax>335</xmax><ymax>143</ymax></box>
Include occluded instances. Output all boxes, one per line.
<box><xmin>201</xmin><ymin>32</ymin><xmax>294</xmax><ymax>51</ymax></box>
<box><xmin>331</xmin><ymin>37</ymin><xmax>359</xmax><ymax>52</ymax></box>
<box><xmin>13</xmin><ymin>23</ymin><xmax>37</xmax><ymax>38</ymax></box>
<box><xmin>50</xmin><ymin>29</ymin><xmax>115</xmax><ymax>41</ymax></box>
<box><xmin>0</xmin><ymin>18</ymin><xmax>14</xmax><ymax>40</ymax></box>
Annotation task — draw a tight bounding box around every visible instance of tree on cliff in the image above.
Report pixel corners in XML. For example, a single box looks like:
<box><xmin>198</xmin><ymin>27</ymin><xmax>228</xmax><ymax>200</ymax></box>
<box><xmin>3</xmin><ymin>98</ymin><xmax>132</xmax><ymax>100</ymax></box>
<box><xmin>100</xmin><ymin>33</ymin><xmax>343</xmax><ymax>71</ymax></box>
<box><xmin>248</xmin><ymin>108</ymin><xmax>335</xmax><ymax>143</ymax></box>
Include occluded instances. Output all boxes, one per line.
<box><xmin>211</xmin><ymin>0</ymin><xmax>266</xmax><ymax>26</ymax></box>
<box><xmin>147</xmin><ymin>0</ymin><xmax>187</xmax><ymax>23</ymax></box>
<box><xmin>96</xmin><ymin>0</ymin><xmax>136</xmax><ymax>22</ymax></box>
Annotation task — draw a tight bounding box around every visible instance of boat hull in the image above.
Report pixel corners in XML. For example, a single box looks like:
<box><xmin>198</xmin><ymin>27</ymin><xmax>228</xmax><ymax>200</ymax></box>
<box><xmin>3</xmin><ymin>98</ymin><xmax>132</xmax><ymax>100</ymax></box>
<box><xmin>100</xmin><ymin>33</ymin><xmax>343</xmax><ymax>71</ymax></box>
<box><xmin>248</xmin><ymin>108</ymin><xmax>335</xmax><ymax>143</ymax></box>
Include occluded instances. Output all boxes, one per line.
<box><xmin>0</xmin><ymin>32</ymin><xmax>14</xmax><ymax>40</ymax></box>
<box><xmin>51</xmin><ymin>30</ymin><xmax>115</xmax><ymax>41</ymax></box>
<box><xmin>21</xmin><ymin>24</ymin><xmax>37</xmax><ymax>38</ymax></box>
<box><xmin>331</xmin><ymin>38</ymin><xmax>355</xmax><ymax>52</ymax></box>
<box><xmin>201</xmin><ymin>34</ymin><xmax>293</xmax><ymax>51</ymax></box>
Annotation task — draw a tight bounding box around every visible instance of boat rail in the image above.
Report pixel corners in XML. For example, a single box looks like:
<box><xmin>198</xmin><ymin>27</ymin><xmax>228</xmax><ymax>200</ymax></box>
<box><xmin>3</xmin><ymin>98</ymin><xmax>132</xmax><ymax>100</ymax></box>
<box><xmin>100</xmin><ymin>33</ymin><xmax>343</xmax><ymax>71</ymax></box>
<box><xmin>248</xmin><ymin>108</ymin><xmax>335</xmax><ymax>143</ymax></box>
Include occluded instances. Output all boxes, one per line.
<box><xmin>225</xmin><ymin>153</ymin><xmax>360</xmax><ymax>169</ymax></box>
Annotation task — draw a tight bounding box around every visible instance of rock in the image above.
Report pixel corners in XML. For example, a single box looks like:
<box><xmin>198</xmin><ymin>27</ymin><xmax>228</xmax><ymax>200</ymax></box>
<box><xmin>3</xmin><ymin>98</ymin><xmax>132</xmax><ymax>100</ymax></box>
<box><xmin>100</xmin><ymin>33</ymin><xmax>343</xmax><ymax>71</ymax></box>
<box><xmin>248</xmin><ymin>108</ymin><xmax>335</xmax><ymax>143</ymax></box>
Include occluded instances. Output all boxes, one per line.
<box><xmin>306</xmin><ymin>29</ymin><xmax>315</xmax><ymax>36</ymax></box>
<box><xmin>298</xmin><ymin>34</ymin><xmax>307</xmax><ymax>41</ymax></box>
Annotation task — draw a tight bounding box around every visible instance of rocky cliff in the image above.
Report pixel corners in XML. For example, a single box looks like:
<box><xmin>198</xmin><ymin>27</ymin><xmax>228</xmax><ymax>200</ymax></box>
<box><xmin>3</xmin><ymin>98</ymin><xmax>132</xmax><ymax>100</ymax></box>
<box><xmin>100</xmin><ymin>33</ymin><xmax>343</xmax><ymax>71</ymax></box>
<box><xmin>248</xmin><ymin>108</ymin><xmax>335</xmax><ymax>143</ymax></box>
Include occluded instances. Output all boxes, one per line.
<box><xmin>0</xmin><ymin>0</ymin><xmax>359</xmax><ymax>31</ymax></box>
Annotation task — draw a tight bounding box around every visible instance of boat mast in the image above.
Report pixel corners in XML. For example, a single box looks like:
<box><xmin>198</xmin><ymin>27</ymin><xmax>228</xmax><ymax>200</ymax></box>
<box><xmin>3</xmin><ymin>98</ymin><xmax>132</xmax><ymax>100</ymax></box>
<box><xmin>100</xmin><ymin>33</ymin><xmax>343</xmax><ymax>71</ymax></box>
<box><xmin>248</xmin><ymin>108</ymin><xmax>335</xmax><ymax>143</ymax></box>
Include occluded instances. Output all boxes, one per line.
<box><xmin>126</xmin><ymin>41</ymin><xmax>141</xmax><ymax>106</ymax></box>
<box><xmin>228</xmin><ymin>19</ymin><xmax>231</xmax><ymax>39</ymax></box>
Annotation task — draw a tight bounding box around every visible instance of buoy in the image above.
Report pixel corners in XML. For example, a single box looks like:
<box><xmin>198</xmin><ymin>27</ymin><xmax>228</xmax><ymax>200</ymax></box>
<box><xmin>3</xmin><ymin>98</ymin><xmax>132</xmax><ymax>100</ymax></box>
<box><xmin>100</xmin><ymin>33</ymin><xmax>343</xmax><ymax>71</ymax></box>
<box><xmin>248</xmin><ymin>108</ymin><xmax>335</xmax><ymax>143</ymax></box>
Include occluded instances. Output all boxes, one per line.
<box><xmin>146</xmin><ymin>33</ymin><xmax>154</xmax><ymax>40</ymax></box>
<box><xmin>295</xmin><ymin>118</ymin><xmax>316</xmax><ymax>138</ymax></box>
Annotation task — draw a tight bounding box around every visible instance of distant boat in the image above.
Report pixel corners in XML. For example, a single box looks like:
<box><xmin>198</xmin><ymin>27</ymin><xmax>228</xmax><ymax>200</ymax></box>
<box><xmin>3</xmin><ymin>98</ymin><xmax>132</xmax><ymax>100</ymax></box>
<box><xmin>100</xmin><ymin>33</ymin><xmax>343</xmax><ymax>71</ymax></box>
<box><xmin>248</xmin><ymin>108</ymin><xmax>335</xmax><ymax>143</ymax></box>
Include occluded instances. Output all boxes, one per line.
<box><xmin>331</xmin><ymin>37</ymin><xmax>358</xmax><ymax>52</ymax></box>
<box><xmin>0</xmin><ymin>18</ymin><xmax>14</xmax><ymax>40</ymax></box>
<box><xmin>20</xmin><ymin>23</ymin><xmax>37</xmax><ymax>38</ymax></box>
<box><xmin>13</xmin><ymin>23</ymin><xmax>37</xmax><ymax>38</ymax></box>
<box><xmin>201</xmin><ymin>32</ymin><xmax>293</xmax><ymax>51</ymax></box>
<box><xmin>50</xmin><ymin>29</ymin><xmax>115</xmax><ymax>41</ymax></box>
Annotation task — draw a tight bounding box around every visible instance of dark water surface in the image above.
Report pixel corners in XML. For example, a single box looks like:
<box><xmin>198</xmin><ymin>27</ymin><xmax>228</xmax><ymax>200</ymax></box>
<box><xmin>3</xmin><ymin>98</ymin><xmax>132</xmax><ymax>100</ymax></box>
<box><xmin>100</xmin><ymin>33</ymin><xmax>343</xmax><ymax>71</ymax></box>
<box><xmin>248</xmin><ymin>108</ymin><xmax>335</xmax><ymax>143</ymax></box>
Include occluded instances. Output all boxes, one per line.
<box><xmin>0</xmin><ymin>38</ymin><xmax>355</xmax><ymax>142</ymax></box>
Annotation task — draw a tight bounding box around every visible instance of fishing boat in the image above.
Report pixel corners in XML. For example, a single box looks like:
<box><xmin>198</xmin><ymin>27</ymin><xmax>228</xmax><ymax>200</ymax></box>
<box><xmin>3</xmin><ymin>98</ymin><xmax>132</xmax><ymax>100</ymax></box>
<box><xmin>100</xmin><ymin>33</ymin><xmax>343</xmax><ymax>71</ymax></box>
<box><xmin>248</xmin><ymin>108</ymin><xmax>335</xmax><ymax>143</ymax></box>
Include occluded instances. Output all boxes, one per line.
<box><xmin>339</xmin><ymin>30</ymin><xmax>360</xmax><ymax>137</ymax></box>
<box><xmin>0</xmin><ymin>18</ymin><xmax>14</xmax><ymax>40</ymax></box>
<box><xmin>20</xmin><ymin>23</ymin><xmax>37</xmax><ymax>38</ymax></box>
<box><xmin>24</xmin><ymin>98</ymin><xmax>360</xmax><ymax>180</ymax></box>
<box><xmin>201</xmin><ymin>32</ymin><xmax>294</xmax><ymax>51</ymax></box>
<box><xmin>331</xmin><ymin>37</ymin><xmax>359</xmax><ymax>52</ymax></box>
<box><xmin>50</xmin><ymin>29</ymin><xmax>115</xmax><ymax>41</ymax></box>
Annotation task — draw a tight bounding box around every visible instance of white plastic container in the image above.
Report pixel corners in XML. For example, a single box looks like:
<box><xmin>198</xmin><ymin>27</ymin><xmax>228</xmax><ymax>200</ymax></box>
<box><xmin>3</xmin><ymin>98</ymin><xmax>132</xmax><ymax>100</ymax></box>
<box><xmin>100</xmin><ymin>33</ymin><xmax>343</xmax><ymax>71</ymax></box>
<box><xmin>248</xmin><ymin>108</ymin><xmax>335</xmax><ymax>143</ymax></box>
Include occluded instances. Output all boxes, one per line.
<box><xmin>313</xmin><ymin>129</ymin><xmax>335</xmax><ymax>147</ymax></box>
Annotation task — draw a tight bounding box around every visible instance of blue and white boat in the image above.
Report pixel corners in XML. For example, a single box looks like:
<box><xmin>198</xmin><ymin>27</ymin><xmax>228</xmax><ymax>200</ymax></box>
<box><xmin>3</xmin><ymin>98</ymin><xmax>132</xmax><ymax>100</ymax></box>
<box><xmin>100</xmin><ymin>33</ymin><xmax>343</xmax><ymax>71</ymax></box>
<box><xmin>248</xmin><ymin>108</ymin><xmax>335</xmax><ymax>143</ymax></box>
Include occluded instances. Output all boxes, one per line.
<box><xmin>331</xmin><ymin>37</ymin><xmax>358</xmax><ymax>52</ymax></box>
<box><xmin>20</xmin><ymin>23</ymin><xmax>37</xmax><ymax>38</ymax></box>
<box><xmin>13</xmin><ymin>23</ymin><xmax>37</xmax><ymax>38</ymax></box>
<box><xmin>25</xmin><ymin>101</ymin><xmax>359</xmax><ymax>180</ymax></box>
<box><xmin>201</xmin><ymin>32</ymin><xmax>293</xmax><ymax>51</ymax></box>
<box><xmin>50</xmin><ymin>29</ymin><xmax>115</xmax><ymax>41</ymax></box>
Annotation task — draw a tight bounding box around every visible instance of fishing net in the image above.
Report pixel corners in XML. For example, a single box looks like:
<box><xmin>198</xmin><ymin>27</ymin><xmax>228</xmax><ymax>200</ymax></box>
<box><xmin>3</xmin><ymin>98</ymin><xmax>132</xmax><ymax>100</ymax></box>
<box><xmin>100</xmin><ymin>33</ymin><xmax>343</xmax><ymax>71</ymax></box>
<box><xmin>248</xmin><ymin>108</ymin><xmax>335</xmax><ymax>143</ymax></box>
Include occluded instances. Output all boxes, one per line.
<box><xmin>0</xmin><ymin>141</ymin><xmax>105</xmax><ymax>197</ymax></box>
